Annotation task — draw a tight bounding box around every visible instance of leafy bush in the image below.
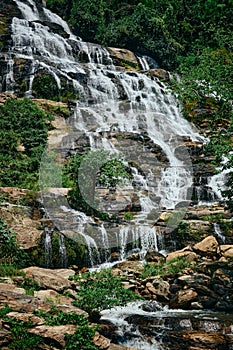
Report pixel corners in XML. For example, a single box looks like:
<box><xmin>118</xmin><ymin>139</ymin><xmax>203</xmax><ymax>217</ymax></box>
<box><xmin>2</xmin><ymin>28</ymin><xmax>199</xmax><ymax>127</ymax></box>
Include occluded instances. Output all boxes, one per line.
<box><xmin>73</xmin><ymin>268</ymin><xmax>141</xmax><ymax>312</ymax></box>
<box><xmin>65</xmin><ymin>326</ymin><xmax>98</xmax><ymax>350</ymax></box>
<box><xmin>140</xmin><ymin>257</ymin><xmax>192</xmax><ymax>278</ymax></box>
<box><xmin>33</xmin><ymin>308</ymin><xmax>98</xmax><ymax>350</ymax></box>
<box><xmin>3</xmin><ymin>318</ymin><xmax>43</xmax><ymax>350</ymax></box>
<box><xmin>0</xmin><ymin>98</ymin><xmax>53</xmax><ymax>189</ymax></box>
<box><xmin>0</xmin><ymin>219</ymin><xmax>30</xmax><ymax>267</ymax></box>
<box><xmin>34</xmin><ymin>308</ymin><xmax>87</xmax><ymax>326</ymax></box>
<box><xmin>64</xmin><ymin>150</ymin><xmax>132</xmax><ymax>219</ymax></box>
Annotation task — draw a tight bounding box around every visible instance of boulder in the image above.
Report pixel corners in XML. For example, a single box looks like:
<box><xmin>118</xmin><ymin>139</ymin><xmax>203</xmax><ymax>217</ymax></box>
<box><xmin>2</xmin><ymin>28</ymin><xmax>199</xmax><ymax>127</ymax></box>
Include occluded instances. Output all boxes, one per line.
<box><xmin>220</xmin><ymin>245</ymin><xmax>233</xmax><ymax>258</ymax></box>
<box><xmin>22</xmin><ymin>267</ymin><xmax>72</xmax><ymax>292</ymax></box>
<box><xmin>151</xmin><ymin>279</ymin><xmax>170</xmax><ymax>302</ymax></box>
<box><xmin>166</xmin><ymin>247</ymin><xmax>198</xmax><ymax>262</ymax></box>
<box><xmin>93</xmin><ymin>332</ymin><xmax>111</xmax><ymax>349</ymax></box>
<box><xmin>170</xmin><ymin>288</ymin><xmax>198</xmax><ymax>309</ymax></box>
<box><xmin>145</xmin><ymin>249</ymin><xmax>165</xmax><ymax>263</ymax></box>
<box><xmin>107</xmin><ymin>47</ymin><xmax>139</xmax><ymax>69</ymax></box>
<box><xmin>193</xmin><ymin>236</ymin><xmax>219</xmax><ymax>258</ymax></box>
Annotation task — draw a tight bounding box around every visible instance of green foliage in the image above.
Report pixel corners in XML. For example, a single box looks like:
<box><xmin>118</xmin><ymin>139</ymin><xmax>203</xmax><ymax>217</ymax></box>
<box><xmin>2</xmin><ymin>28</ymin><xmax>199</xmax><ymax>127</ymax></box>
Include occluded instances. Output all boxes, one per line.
<box><xmin>0</xmin><ymin>305</ymin><xmax>12</xmax><ymax>318</ymax></box>
<box><xmin>65</xmin><ymin>326</ymin><xmax>98</xmax><ymax>350</ymax></box>
<box><xmin>46</xmin><ymin>0</ymin><xmax>233</xmax><ymax>69</ymax></box>
<box><xmin>0</xmin><ymin>98</ymin><xmax>53</xmax><ymax>189</ymax></box>
<box><xmin>33</xmin><ymin>308</ymin><xmax>98</xmax><ymax>350</ymax></box>
<box><xmin>73</xmin><ymin>268</ymin><xmax>141</xmax><ymax>312</ymax></box>
<box><xmin>0</xmin><ymin>265</ymin><xmax>24</xmax><ymax>278</ymax></box>
<box><xmin>3</xmin><ymin>318</ymin><xmax>43</xmax><ymax>350</ymax></box>
<box><xmin>0</xmin><ymin>219</ymin><xmax>30</xmax><ymax>267</ymax></box>
<box><xmin>140</xmin><ymin>257</ymin><xmax>192</xmax><ymax>279</ymax></box>
<box><xmin>124</xmin><ymin>212</ymin><xmax>134</xmax><ymax>220</ymax></box>
<box><xmin>32</xmin><ymin>73</ymin><xmax>60</xmax><ymax>101</ymax></box>
<box><xmin>34</xmin><ymin>307</ymin><xmax>87</xmax><ymax>326</ymax></box>
<box><xmin>64</xmin><ymin>150</ymin><xmax>132</xmax><ymax>219</ymax></box>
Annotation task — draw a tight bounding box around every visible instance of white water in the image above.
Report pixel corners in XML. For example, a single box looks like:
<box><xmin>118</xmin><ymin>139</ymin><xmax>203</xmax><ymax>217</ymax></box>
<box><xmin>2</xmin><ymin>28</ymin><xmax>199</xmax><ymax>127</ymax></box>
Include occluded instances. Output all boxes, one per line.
<box><xmin>10</xmin><ymin>0</ymin><xmax>210</xmax><ymax>266</ymax></box>
<box><xmin>213</xmin><ymin>223</ymin><xmax>226</xmax><ymax>243</ymax></box>
<box><xmin>58</xmin><ymin>232</ymin><xmax>67</xmax><ymax>267</ymax></box>
<box><xmin>44</xmin><ymin>227</ymin><xmax>53</xmax><ymax>267</ymax></box>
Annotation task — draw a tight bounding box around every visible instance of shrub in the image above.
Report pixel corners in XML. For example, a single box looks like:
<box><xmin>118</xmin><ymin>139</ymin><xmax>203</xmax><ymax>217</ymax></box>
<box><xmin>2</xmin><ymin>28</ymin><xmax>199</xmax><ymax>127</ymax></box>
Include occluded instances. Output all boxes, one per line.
<box><xmin>73</xmin><ymin>268</ymin><xmax>141</xmax><ymax>312</ymax></box>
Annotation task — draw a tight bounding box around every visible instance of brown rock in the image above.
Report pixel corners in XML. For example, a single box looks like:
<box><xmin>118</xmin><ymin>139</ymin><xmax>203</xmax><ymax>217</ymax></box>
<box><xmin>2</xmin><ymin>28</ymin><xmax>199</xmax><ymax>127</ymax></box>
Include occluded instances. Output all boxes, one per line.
<box><xmin>220</xmin><ymin>245</ymin><xmax>233</xmax><ymax>258</ymax></box>
<box><xmin>182</xmin><ymin>330</ymin><xmax>227</xmax><ymax>347</ymax></box>
<box><xmin>166</xmin><ymin>247</ymin><xmax>198</xmax><ymax>262</ymax></box>
<box><xmin>193</xmin><ymin>236</ymin><xmax>219</xmax><ymax>258</ymax></box>
<box><xmin>5</xmin><ymin>312</ymin><xmax>44</xmax><ymax>325</ymax></box>
<box><xmin>22</xmin><ymin>267</ymin><xmax>72</xmax><ymax>292</ymax></box>
<box><xmin>145</xmin><ymin>249</ymin><xmax>165</xmax><ymax>263</ymax></box>
<box><xmin>29</xmin><ymin>325</ymin><xmax>77</xmax><ymax>347</ymax></box>
<box><xmin>151</xmin><ymin>279</ymin><xmax>170</xmax><ymax>301</ymax></box>
<box><xmin>34</xmin><ymin>290</ymin><xmax>88</xmax><ymax>316</ymax></box>
<box><xmin>93</xmin><ymin>332</ymin><xmax>111</xmax><ymax>349</ymax></box>
<box><xmin>107</xmin><ymin>47</ymin><xmax>139</xmax><ymax>69</ymax></box>
<box><xmin>0</xmin><ymin>283</ymin><xmax>25</xmax><ymax>295</ymax></box>
<box><xmin>170</xmin><ymin>288</ymin><xmax>198</xmax><ymax>309</ymax></box>
<box><xmin>147</xmin><ymin>69</ymin><xmax>169</xmax><ymax>80</ymax></box>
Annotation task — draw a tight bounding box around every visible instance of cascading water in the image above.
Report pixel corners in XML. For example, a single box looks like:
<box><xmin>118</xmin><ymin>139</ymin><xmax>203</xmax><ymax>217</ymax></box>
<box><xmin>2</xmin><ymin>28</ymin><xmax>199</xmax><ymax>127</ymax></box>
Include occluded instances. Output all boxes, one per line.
<box><xmin>58</xmin><ymin>232</ymin><xmax>68</xmax><ymax>267</ymax></box>
<box><xmin>44</xmin><ymin>227</ymin><xmax>53</xmax><ymax>268</ymax></box>
<box><xmin>213</xmin><ymin>223</ymin><xmax>226</xmax><ymax>243</ymax></box>
<box><xmin>8</xmin><ymin>0</ymin><xmax>215</xmax><ymax>267</ymax></box>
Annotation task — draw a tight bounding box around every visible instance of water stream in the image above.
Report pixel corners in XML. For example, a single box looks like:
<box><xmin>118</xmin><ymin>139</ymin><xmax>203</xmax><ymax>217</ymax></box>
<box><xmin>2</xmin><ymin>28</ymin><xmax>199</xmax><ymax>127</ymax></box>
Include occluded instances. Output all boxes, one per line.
<box><xmin>4</xmin><ymin>1</ymin><xmax>233</xmax><ymax>348</ymax></box>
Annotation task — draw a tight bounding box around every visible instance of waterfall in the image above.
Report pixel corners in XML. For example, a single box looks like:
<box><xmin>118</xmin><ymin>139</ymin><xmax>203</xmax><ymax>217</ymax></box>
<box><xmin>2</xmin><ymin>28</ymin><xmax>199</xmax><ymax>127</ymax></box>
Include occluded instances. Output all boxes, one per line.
<box><xmin>9</xmin><ymin>0</ymin><xmax>207</xmax><ymax>266</ymax></box>
<box><xmin>58</xmin><ymin>232</ymin><xmax>68</xmax><ymax>267</ymax></box>
<box><xmin>213</xmin><ymin>223</ymin><xmax>226</xmax><ymax>243</ymax></box>
<box><xmin>44</xmin><ymin>227</ymin><xmax>53</xmax><ymax>268</ymax></box>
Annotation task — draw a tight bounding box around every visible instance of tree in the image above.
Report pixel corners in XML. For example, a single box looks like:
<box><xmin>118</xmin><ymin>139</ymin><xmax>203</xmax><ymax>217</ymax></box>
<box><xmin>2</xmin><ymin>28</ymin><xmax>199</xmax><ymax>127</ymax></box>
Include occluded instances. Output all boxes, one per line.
<box><xmin>64</xmin><ymin>150</ymin><xmax>132</xmax><ymax>217</ymax></box>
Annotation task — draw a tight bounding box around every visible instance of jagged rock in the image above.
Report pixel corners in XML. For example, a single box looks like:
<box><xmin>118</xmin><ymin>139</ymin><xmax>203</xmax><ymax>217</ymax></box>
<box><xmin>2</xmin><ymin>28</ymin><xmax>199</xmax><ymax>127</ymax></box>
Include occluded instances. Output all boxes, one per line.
<box><xmin>170</xmin><ymin>288</ymin><xmax>198</xmax><ymax>309</ymax></box>
<box><xmin>220</xmin><ymin>245</ymin><xmax>233</xmax><ymax>258</ymax></box>
<box><xmin>107</xmin><ymin>47</ymin><xmax>139</xmax><ymax>69</ymax></box>
<box><xmin>4</xmin><ymin>312</ymin><xmax>44</xmax><ymax>326</ymax></box>
<box><xmin>177</xmin><ymin>274</ymin><xmax>212</xmax><ymax>287</ymax></box>
<box><xmin>146</xmin><ymin>69</ymin><xmax>170</xmax><ymax>81</ymax></box>
<box><xmin>29</xmin><ymin>325</ymin><xmax>77</xmax><ymax>347</ymax></box>
<box><xmin>22</xmin><ymin>267</ymin><xmax>72</xmax><ymax>292</ymax></box>
<box><xmin>0</xmin><ymin>283</ymin><xmax>25</xmax><ymax>295</ymax></box>
<box><xmin>0</xmin><ymin>290</ymin><xmax>50</xmax><ymax>313</ymax></box>
<box><xmin>145</xmin><ymin>249</ymin><xmax>165</xmax><ymax>263</ymax></box>
<box><xmin>34</xmin><ymin>289</ymin><xmax>88</xmax><ymax>316</ymax></box>
<box><xmin>151</xmin><ymin>279</ymin><xmax>170</xmax><ymax>302</ymax></box>
<box><xmin>193</xmin><ymin>236</ymin><xmax>219</xmax><ymax>258</ymax></box>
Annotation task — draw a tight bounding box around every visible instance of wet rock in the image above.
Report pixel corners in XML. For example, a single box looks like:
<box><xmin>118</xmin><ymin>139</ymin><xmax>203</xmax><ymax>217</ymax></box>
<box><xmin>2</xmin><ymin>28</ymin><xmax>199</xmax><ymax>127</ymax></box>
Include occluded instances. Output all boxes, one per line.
<box><xmin>145</xmin><ymin>249</ymin><xmax>165</xmax><ymax>263</ymax></box>
<box><xmin>181</xmin><ymin>330</ymin><xmax>228</xmax><ymax>348</ymax></box>
<box><xmin>93</xmin><ymin>332</ymin><xmax>111</xmax><ymax>349</ymax></box>
<box><xmin>170</xmin><ymin>288</ymin><xmax>198</xmax><ymax>309</ymax></box>
<box><xmin>140</xmin><ymin>300</ymin><xmax>163</xmax><ymax>312</ymax></box>
<box><xmin>107</xmin><ymin>47</ymin><xmax>139</xmax><ymax>70</ymax></box>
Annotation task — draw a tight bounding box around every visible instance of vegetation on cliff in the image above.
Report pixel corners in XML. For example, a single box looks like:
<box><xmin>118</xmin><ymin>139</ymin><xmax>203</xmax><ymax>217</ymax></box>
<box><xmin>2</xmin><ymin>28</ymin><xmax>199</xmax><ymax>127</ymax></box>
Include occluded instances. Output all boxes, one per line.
<box><xmin>0</xmin><ymin>98</ymin><xmax>53</xmax><ymax>189</ymax></box>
